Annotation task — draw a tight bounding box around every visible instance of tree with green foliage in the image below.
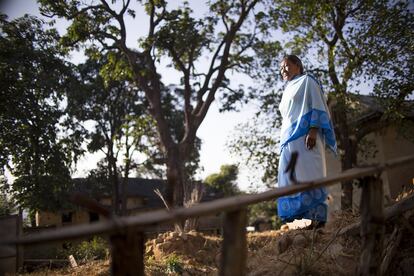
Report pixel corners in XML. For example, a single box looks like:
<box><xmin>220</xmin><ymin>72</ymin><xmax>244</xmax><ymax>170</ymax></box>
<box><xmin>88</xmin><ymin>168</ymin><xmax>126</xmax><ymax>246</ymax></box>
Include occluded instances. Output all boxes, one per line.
<box><xmin>68</xmin><ymin>56</ymin><xmax>163</xmax><ymax>215</ymax></box>
<box><xmin>0</xmin><ymin>15</ymin><xmax>81</xmax><ymax>211</ymax></box>
<box><xmin>38</xmin><ymin>0</ymin><xmax>270</xmax><ymax>209</ymax></box>
<box><xmin>71</xmin><ymin>55</ymin><xmax>204</xmax><ymax>215</ymax></box>
<box><xmin>247</xmin><ymin>200</ymin><xmax>281</xmax><ymax>230</ymax></box>
<box><xmin>0</xmin><ymin>191</ymin><xmax>16</xmax><ymax>216</ymax></box>
<box><xmin>274</xmin><ymin>0</ymin><xmax>413</xmax><ymax>209</ymax></box>
<box><xmin>227</xmin><ymin>115</ymin><xmax>280</xmax><ymax>190</ymax></box>
<box><xmin>230</xmin><ymin>0</ymin><xmax>413</xmax><ymax>209</ymax></box>
<box><xmin>204</xmin><ymin>164</ymin><xmax>239</xmax><ymax>196</ymax></box>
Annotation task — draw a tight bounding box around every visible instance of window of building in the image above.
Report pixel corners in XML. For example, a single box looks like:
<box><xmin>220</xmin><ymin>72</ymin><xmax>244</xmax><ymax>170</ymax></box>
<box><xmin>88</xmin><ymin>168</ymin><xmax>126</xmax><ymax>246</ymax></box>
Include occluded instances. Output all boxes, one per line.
<box><xmin>89</xmin><ymin>212</ymin><xmax>99</xmax><ymax>222</ymax></box>
<box><xmin>61</xmin><ymin>212</ymin><xmax>73</xmax><ymax>224</ymax></box>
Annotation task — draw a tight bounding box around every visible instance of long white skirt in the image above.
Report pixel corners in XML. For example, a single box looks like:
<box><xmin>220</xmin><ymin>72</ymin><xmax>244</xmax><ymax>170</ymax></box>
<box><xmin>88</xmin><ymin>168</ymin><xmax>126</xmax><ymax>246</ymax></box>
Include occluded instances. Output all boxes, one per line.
<box><xmin>277</xmin><ymin>134</ymin><xmax>328</xmax><ymax>222</ymax></box>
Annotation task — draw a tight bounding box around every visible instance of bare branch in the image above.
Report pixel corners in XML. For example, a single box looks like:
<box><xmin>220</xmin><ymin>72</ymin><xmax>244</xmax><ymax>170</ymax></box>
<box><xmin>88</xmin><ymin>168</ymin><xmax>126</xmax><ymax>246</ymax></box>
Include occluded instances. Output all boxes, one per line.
<box><xmin>41</xmin><ymin>4</ymin><xmax>101</xmax><ymax>20</ymax></box>
<box><xmin>96</xmin><ymin>36</ymin><xmax>118</xmax><ymax>50</ymax></box>
<box><xmin>120</xmin><ymin>0</ymin><xmax>131</xmax><ymax>16</ymax></box>
<box><xmin>221</xmin><ymin>13</ymin><xmax>230</xmax><ymax>32</ymax></box>
<box><xmin>148</xmin><ymin>0</ymin><xmax>156</xmax><ymax>38</ymax></box>
<box><xmin>196</xmin><ymin>39</ymin><xmax>226</xmax><ymax>99</ymax></box>
<box><xmin>167</xmin><ymin>46</ymin><xmax>193</xmax><ymax>126</ymax></box>
<box><xmin>100</xmin><ymin>0</ymin><xmax>118</xmax><ymax>18</ymax></box>
<box><xmin>168</xmin><ymin>47</ymin><xmax>187</xmax><ymax>74</ymax></box>
<box><xmin>148</xmin><ymin>0</ymin><xmax>167</xmax><ymax>39</ymax></box>
<box><xmin>184</xmin><ymin>0</ymin><xmax>259</xmax><ymax>146</ymax></box>
<box><xmin>327</xmin><ymin>44</ymin><xmax>341</xmax><ymax>87</ymax></box>
<box><xmin>154</xmin><ymin>189</ymin><xmax>185</xmax><ymax>235</ymax></box>
<box><xmin>346</xmin><ymin>2</ymin><xmax>364</xmax><ymax>17</ymax></box>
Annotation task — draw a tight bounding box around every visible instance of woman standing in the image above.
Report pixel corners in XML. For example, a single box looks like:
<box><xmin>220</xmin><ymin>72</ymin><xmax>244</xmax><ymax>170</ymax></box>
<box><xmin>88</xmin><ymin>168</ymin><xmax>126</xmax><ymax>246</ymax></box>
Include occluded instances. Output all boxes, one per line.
<box><xmin>277</xmin><ymin>55</ymin><xmax>337</xmax><ymax>227</ymax></box>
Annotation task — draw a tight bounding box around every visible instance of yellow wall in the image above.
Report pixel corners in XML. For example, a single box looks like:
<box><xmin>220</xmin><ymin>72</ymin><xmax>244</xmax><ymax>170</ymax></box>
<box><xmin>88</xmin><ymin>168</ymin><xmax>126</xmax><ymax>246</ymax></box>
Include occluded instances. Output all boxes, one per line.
<box><xmin>380</xmin><ymin>127</ymin><xmax>414</xmax><ymax>198</ymax></box>
<box><xmin>326</xmin><ymin>125</ymin><xmax>414</xmax><ymax>219</ymax></box>
<box><xmin>36</xmin><ymin>196</ymin><xmax>146</xmax><ymax>227</ymax></box>
<box><xmin>36</xmin><ymin>211</ymin><xmax>61</xmax><ymax>227</ymax></box>
<box><xmin>127</xmin><ymin>197</ymin><xmax>144</xmax><ymax>209</ymax></box>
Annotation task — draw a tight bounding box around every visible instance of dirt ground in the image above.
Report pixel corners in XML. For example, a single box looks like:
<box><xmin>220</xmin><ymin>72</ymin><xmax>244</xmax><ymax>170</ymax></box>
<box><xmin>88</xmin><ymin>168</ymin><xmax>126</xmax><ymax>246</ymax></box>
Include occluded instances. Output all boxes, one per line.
<box><xmin>18</xmin><ymin>204</ymin><xmax>414</xmax><ymax>275</ymax></box>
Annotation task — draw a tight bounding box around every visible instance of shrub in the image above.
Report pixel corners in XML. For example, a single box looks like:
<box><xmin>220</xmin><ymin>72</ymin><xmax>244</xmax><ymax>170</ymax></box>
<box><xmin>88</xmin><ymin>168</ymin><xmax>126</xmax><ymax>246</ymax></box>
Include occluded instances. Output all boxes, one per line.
<box><xmin>61</xmin><ymin>236</ymin><xmax>108</xmax><ymax>262</ymax></box>
<box><xmin>165</xmin><ymin>254</ymin><xmax>183</xmax><ymax>274</ymax></box>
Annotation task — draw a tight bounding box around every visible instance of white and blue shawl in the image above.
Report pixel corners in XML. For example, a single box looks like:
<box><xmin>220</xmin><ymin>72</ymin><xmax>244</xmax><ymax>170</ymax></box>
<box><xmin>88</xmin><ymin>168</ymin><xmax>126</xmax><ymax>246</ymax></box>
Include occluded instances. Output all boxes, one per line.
<box><xmin>279</xmin><ymin>74</ymin><xmax>336</xmax><ymax>154</ymax></box>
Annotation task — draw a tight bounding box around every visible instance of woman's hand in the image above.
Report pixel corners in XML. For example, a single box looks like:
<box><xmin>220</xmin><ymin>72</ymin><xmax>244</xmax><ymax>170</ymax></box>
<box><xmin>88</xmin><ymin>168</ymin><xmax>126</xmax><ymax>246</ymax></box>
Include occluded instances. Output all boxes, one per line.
<box><xmin>305</xmin><ymin>128</ymin><xmax>318</xmax><ymax>150</ymax></box>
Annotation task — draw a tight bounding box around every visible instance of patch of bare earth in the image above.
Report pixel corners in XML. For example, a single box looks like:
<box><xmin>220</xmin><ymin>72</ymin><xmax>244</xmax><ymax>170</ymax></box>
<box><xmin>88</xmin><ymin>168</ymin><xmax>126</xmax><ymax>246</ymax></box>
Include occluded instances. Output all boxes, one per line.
<box><xmin>19</xmin><ymin>199</ymin><xmax>414</xmax><ymax>276</ymax></box>
<box><xmin>247</xmin><ymin>212</ymin><xmax>361</xmax><ymax>276</ymax></box>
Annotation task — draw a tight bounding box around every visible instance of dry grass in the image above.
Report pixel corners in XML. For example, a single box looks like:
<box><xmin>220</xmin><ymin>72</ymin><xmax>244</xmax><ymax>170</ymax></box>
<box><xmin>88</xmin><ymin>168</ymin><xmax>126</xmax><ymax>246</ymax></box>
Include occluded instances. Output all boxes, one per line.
<box><xmin>20</xmin><ymin>195</ymin><xmax>414</xmax><ymax>276</ymax></box>
<box><xmin>19</xmin><ymin>222</ymin><xmax>361</xmax><ymax>276</ymax></box>
<box><xmin>18</xmin><ymin>260</ymin><xmax>110</xmax><ymax>276</ymax></box>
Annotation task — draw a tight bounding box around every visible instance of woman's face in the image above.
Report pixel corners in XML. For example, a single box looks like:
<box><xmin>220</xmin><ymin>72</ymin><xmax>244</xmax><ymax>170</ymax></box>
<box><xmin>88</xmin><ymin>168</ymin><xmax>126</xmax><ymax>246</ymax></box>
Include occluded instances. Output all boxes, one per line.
<box><xmin>280</xmin><ymin>59</ymin><xmax>301</xmax><ymax>81</ymax></box>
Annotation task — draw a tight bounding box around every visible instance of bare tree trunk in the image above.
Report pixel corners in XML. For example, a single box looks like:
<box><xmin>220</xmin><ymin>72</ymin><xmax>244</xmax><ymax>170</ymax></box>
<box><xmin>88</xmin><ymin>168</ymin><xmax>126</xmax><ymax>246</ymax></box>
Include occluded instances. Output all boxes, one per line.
<box><xmin>120</xmin><ymin>178</ymin><xmax>127</xmax><ymax>216</ymax></box>
<box><xmin>165</xmin><ymin>147</ymin><xmax>184</xmax><ymax>209</ymax></box>
<box><xmin>184</xmin><ymin>182</ymin><xmax>205</xmax><ymax>232</ymax></box>
<box><xmin>121</xmin><ymin>144</ymin><xmax>132</xmax><ymax>216</ymax></box>
<box><xmin>340</xmin><ymin>141</ymin><xmax>357</xmax><ymax>210</ymax></box>
<box><xmin>111</xmin><ymin>181</ymin><xmax>119</xmax><ymax>215</ymax></box>
<box><xmin>331</xmin><ymin>94</ymin><xmax>357</xmax><ymax>210</ymax></box>
<box><xmin>108</xmin><ymin>150</ymin><xmax>120</xmax><ymax>215</ymax></box>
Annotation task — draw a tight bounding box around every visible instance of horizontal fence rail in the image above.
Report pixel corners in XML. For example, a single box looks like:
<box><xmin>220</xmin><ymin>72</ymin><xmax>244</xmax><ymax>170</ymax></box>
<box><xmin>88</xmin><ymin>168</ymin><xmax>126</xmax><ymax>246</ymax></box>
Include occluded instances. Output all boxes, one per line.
<box><xmin>2</xmin><ymin>154</ymin><xmax>414</xmax><ymax>246</ymax></box>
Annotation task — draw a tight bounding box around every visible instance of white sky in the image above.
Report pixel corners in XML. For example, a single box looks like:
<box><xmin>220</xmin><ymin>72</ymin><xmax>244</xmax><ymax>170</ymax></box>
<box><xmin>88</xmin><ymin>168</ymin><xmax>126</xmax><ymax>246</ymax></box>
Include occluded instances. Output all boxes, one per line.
<box><xmin>2</xmin><ymin>0</ymin><xmax>260</xmax><ymax>191</ymax></box>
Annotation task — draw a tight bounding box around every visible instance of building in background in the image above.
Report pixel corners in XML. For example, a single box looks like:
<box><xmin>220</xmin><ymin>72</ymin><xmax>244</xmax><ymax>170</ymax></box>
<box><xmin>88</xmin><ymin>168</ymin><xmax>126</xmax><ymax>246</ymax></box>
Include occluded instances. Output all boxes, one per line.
<box><xmin>326</xmin><ymin>95</ymin><xmax>414</xmax><ymax>216</ymax></box>
<box><xmin>35</xmin><ymin>178</ymin><xmax>223</xmax><ymax>233</ymax></box>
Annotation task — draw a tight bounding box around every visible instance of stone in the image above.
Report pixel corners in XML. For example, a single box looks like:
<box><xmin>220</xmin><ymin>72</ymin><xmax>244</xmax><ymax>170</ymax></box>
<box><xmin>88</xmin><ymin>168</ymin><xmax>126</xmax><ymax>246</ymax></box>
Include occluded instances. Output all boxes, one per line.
<box><xmin>327</xmin><ymin>243</ymin><xmax>343</xmax><ymax>257</ymax></box>
<box><xmin>157</xmin><ymin>241</ymin><xmax>173</xmax><ymax>252</ymax></box>
<box><xmin>292</xmin><ymin>234</ymin><xmax>307</xmax><ymax>248</ymax></box>
<box><xmin>180</xmin><ymin>232</ymin><xmax>188</xmax><ymax>241</ymax></box>
<box><xmin>170</xmin><ymin>231</ymin><xmax>179</xmax><ymax>238</ymax></box>
<box><xmin>277</xmin><ymin>234</ymin><xmax>292</xmax><ymax>254</ymax></box>
<box><xmin>281</xmin><ymin>224</ymin><xmax>289</xmax><ymax>232</ymax></box>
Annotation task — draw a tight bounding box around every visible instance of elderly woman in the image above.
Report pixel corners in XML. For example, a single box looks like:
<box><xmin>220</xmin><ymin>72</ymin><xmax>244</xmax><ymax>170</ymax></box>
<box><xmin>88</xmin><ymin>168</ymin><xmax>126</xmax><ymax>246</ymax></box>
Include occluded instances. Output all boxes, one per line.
<box><xmin>277</xmin><ymin>55</ymin><xmax>337</xmax><ymax>227</ymax></box>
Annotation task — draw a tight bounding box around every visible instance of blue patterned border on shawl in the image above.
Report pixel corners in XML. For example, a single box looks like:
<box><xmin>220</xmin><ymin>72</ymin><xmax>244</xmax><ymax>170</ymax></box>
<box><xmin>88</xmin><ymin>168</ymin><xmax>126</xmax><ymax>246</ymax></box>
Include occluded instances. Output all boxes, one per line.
<box><xmin>277</xmin><ymin>188</ymin><xmax>328</xmax><ymax>222</ymax></box>
<box><xmin>280</xmin><ymin>109</ymin><xmax>337</xmax><ymax>154</ymax></box>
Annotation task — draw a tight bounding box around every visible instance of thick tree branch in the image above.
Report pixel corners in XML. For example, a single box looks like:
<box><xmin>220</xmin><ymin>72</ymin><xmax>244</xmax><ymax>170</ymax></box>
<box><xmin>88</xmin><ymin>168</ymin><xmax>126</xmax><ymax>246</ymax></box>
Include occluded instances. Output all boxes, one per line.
<box><xmin>327</xmin><ymin>45</ymin><xmax>341</xmax><ymax>88</ymax></box>
<box><xmin>333</xmin><ymin>4</ymin><xmax>356</xmax><ymax>62</ymax></box>
<box><xmin>120</xmin><ymin>0</ymin><xmax>131</xmax><ymax>16</ymax></box>
<box><xmin>181</xmin><ymin>0</ymin><xmax>259</xmax><ymax>152</ymax></box>
<box><xmin>197</xmin><ymin>39</ymin><xmax>226</xmax><ymax>100</ymax></box>
<box><xmin>346</xmin><ymin>1</ymin><xmax>365</xmax><ymax>17</ymax></box>
<box><xmin>148</xmin><ymin>0</ymin><xmax>166</xmax><ymax>38</ymax></box>
<box><xmin>167</xmin><ymin>46</ymin><xmax>193</xmax><ymax>139</ymax></box>
<box><xmin>100</xmin><ymin>0</ymin><xmax>118</xmax><ymax>18</ymax></box>
<box><xmin>41</xmin><ymin>4</ymin><xmax>101</xmax><ymax>20</ymax></box>
<box><xmin>149</xmin><ymin>0</ymin><xmax>156</xmax><ymax>38</ymax></box>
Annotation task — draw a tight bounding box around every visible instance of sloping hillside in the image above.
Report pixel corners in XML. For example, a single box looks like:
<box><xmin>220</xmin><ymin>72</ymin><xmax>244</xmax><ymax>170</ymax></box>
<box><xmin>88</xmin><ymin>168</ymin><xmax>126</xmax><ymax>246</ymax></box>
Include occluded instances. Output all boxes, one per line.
<box><xmin>20</xmin><ymin>196</ymin><xmax>414</xmax><ymax>276</ymax></box>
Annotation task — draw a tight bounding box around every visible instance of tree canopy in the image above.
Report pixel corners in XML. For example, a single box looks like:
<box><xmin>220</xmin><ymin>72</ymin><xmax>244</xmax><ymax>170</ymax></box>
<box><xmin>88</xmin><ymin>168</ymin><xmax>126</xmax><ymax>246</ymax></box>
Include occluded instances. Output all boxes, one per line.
<box><xmin>204</xmin><ymin>164</ymin><xmax>239</xmax><ymax>196</ymax></box>
<box><xmin>0</xmin><ymin>14</ymin><xmax>79</xmax><ymax>211</ymax></box>
<box><xmin>228</xmin><ymin>0</ymin><xmax>413</xmax><ymax>209</ymax></box>
<box><xmin>3</xmin><ymin>0</ymin><xmax>411</xmax><ymax>214</ymax></box>
<box><xmin>276</xmin><ymin>0</ymin><xmax>413</xmax><ymax>209</ymax></box>
<box><xmin>37</xmin><ymin>0</ymin><xmax>270</xmax><ymax>208</ymax></box>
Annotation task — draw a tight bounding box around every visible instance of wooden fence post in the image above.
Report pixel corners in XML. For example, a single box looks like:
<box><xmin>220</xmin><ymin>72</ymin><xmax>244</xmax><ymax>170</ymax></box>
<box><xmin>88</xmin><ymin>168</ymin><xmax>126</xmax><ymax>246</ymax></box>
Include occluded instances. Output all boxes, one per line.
<box><xmin>220</xmin><ymin>208</ymin><xmax>247</xmax><ymax>276</ymax></box>
<box><xmin>357</xmin><ymin>175</ymin><xmax>384</xmax><ymax>276</ymax></box>
<box><xmin>110</xmin><ymin>227</ymin><xmax>145</xmax><ymax>276</ymax></box>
